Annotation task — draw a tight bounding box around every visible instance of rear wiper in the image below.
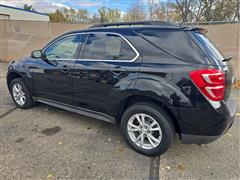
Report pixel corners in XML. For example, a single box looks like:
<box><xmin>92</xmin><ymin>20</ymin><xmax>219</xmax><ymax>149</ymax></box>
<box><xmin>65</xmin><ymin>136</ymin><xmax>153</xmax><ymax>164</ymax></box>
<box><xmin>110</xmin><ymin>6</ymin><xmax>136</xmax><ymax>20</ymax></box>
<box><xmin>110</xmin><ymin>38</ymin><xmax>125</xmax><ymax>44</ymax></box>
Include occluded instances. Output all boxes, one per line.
<box><xmin>222</xmin><ymin>57</ymin><xmax>232</xmax><ymax>62</ymax></box>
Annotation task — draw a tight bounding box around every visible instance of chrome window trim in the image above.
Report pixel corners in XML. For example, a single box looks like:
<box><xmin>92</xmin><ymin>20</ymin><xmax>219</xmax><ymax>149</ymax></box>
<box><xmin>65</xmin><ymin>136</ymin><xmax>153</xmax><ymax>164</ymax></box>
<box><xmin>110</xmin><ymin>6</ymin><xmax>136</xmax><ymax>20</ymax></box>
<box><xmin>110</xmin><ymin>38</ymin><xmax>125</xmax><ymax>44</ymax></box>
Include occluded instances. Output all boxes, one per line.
<box><xmin>42</xmin><ymin>32</ymin><xmax>140</xmax><ymax>62</ymax></box>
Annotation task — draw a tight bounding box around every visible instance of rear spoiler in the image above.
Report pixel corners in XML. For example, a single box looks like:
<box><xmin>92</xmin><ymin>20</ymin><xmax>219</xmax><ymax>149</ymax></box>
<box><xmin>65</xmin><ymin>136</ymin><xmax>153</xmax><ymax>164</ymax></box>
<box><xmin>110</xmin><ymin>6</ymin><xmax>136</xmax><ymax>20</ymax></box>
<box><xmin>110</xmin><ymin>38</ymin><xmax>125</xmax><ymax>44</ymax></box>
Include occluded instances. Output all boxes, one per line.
<box><xmin>193</xmin><ymin>27</ymin><xmax>208</xmax><ymax>35</ymax></box>
<box><xmin>185</xmin><ymin>27</ymin><xmax>208</xmax><ymax>35</ymax></box>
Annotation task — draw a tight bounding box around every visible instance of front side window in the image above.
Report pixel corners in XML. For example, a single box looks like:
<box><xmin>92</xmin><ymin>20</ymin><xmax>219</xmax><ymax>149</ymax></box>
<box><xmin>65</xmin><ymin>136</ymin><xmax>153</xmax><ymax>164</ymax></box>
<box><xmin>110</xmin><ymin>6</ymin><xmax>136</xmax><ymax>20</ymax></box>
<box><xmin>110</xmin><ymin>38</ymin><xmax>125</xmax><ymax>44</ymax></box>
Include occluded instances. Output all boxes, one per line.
<box><xmin>83</xmin><ymin>33</ymin><xmax>136</xmax><ymax>61</ymax></box>
<box><xmin>44</xmin><ymin>35</ymin><xmax>82</xmax><ymax>60</ymax></box>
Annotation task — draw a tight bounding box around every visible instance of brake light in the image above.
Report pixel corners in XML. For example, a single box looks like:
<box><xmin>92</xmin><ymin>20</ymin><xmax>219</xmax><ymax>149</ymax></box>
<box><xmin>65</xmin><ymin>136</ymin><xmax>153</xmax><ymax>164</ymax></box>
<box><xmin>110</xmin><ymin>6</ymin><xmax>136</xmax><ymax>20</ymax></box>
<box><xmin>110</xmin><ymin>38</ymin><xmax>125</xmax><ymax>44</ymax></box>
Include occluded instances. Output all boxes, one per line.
<box><xmin>189</xmin><ymin>69</ymin><xmax>225</xmax><ymax>101</ymax></box>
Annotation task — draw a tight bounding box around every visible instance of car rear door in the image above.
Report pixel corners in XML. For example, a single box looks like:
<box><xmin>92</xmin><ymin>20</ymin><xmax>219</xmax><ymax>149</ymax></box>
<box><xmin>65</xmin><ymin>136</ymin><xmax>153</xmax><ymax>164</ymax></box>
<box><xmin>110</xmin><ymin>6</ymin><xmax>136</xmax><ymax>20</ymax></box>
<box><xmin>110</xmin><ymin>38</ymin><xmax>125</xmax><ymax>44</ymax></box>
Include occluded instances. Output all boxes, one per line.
<box><xmin>72</xmin><ymin>31</ymin><xmax>141</xmax><ymax>116</ymax></box>
<box><xmin>31</xmin><ymin>33</ymin><xmax>85</xmax><ymax>105</ymax></box>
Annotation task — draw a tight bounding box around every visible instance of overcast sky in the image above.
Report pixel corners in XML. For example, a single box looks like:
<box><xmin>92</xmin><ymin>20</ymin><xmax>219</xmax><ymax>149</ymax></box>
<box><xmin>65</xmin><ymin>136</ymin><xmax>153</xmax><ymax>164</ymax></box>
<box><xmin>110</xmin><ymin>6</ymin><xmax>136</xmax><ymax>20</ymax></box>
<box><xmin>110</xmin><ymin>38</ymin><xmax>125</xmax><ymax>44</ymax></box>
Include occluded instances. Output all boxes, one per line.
<box><xmin>1</xmin><ymin>0</ymin><xmax>172</xmax><ymax>14</ymax></box>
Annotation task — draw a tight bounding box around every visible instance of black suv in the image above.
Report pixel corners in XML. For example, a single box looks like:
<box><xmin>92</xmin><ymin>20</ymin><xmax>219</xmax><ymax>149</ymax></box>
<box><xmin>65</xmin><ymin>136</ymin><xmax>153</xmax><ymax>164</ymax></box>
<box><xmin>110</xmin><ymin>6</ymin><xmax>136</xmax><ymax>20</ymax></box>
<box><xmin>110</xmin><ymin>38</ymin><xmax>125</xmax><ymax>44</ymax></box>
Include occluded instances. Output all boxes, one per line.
<box><xmin>7</xmin><ymin>21</ymin><xmax>236</xmax><ymax>156</ymax></box>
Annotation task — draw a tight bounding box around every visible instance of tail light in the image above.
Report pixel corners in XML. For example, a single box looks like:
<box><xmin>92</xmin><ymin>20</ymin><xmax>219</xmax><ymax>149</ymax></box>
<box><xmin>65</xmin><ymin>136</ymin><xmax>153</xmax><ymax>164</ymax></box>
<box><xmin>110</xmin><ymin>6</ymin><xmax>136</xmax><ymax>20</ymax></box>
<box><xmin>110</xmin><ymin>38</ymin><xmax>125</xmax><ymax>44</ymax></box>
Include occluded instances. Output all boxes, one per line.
<box><xmin>189</xmin><ymin>69</ymin><xmax>225</xmax><ymax>101</ymax></box>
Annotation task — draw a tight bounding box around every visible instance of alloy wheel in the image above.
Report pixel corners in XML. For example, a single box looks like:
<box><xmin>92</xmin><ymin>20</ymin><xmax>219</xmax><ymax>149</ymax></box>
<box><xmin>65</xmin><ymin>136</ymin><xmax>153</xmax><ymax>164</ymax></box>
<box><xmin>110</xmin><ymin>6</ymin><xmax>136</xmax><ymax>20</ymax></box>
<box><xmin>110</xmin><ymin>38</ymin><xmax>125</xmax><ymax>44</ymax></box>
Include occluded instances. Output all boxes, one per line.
<box><xmin>127</xmin><ymin>113</ymin><xmax>162</xmax><ymax>149</ymax></box>
<box><xmin>12</xmin><ymin>83</ymin><xmax>26</xmax><ymax>106</ymax></box>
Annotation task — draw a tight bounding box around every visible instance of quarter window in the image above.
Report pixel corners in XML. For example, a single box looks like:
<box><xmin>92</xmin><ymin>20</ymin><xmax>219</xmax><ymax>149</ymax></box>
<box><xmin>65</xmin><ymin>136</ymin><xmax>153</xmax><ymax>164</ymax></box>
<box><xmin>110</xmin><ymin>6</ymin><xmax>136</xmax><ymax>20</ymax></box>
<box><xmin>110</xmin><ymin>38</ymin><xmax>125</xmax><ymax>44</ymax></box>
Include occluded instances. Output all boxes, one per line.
<box><xmin>83</xmin><ymin>33</ymin><xmax>136</xmax><ymax>61</ymax></box>
<box><xmin>136</xmin><ymin>29</ymin><xmax>207</xmax><ymax>64</ymax></box>
<box><xmin>44</xmin><ymin>35</ymin><xmax>82</xmax><ymax>60</ymax></box>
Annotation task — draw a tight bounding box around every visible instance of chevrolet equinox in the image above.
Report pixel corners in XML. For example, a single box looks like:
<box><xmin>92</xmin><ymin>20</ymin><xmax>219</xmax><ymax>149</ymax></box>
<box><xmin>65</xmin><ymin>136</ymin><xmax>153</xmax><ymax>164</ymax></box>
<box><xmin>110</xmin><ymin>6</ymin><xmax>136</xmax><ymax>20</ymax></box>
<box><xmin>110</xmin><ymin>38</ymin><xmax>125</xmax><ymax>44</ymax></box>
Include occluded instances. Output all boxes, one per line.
<box><xmin>7</xmin><ymin>21</ymin><xmax>236</xmax><ymax>156</ymax></box>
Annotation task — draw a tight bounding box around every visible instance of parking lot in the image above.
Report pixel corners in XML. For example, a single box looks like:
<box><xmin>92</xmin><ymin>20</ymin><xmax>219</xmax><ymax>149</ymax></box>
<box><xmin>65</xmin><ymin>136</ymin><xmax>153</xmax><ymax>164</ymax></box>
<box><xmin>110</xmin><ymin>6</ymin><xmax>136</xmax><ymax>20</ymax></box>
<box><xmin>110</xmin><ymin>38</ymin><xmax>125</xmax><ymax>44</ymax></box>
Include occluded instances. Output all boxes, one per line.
<box><xmin>0</xmin><ymin>62</ymin><xmax>239</xmax><ymax>180</ymax></box>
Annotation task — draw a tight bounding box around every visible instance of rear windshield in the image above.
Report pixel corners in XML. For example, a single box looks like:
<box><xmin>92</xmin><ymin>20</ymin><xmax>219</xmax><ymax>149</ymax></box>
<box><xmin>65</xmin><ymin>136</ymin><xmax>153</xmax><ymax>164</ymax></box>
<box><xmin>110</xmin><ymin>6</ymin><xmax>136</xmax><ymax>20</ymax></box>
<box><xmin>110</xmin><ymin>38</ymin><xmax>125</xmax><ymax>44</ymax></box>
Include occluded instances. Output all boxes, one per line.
<box><xmin>193</xmin><ymin>32</ymin><xmax>224</xmax><ymax>65</ymax></box>
<box><xmin>135</xmin><ymin>29</ymin><xmax>208</xmax><ymax>64</ymax></box>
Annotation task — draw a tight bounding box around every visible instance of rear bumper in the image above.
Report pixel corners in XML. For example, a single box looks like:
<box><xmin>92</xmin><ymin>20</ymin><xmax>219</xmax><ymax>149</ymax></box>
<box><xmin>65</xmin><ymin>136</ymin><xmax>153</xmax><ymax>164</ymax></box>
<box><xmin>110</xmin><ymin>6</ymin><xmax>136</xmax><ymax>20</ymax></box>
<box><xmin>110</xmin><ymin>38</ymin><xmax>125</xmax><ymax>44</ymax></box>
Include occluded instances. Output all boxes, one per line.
<box><xmin>178</xmin><ymin>97</ymin><xmax>236</xmax><ymax>144</ymax></box>
<box><xmin>181</xmin><ymin>134</ymin><xmax>220</xmax><ymax>144</ymax></box>
<box><xmin>181</xmin><ymin>118</ymin><xmax>234</xmax><ymax>144</ymax></box>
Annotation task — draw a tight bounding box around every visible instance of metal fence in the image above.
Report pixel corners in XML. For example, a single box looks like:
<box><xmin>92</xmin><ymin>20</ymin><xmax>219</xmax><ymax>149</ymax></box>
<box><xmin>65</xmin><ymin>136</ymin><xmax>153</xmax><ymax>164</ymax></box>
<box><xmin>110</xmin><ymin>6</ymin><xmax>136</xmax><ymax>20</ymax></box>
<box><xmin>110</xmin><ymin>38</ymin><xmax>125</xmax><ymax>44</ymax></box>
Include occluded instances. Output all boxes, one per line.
<box><xmin>0</xmin><ymin>20</ymin><xmax>239</xmax><ymax>79</ymax></box>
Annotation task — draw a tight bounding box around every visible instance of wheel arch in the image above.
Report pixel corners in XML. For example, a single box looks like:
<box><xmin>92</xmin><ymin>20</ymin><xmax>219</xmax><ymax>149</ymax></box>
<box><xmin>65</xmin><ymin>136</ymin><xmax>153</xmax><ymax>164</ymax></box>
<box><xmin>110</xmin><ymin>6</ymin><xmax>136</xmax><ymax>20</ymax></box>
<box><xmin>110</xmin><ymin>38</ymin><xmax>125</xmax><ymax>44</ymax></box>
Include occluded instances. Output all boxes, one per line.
<box><xmin>7</xmin><ymin>72</ymin><xmax>22</xmax><ymax>90</ymax></box>
<box><xmin>7</xmin><ymin>72</ymin><xmax>33</xmax><ymax>97</ymax></box>
<box><xmin>117</xmin><ymin>95</ymin><xmax>181</xmax><ymax>134</ymax></box>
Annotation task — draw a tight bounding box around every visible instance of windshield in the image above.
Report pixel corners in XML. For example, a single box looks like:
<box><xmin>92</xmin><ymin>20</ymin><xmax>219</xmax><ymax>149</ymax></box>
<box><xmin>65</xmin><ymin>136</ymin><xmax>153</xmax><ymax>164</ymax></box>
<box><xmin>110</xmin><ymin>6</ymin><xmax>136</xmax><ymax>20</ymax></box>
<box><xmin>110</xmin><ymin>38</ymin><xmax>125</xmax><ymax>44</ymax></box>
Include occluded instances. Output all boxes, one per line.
<box><xmin>193</xmin><ymin>32</ymin><xmax>224</xmax><ymax>65</ymax></box>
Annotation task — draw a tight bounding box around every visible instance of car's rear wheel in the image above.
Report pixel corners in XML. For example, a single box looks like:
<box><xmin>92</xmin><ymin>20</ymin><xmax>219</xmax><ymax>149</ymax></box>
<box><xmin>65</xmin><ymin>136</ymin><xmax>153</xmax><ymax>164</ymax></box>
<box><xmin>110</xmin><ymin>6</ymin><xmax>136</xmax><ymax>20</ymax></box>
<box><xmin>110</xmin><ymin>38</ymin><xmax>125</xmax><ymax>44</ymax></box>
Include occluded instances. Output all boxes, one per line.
<box><xmin>121</xmin><ymin>102</ymin><xmax>174</xmax><ymax>156</ymax></box>
<box><xmin>10</xmin><ymin>78</ymin><xmax>34</xmax><ymax>109</ymax></box>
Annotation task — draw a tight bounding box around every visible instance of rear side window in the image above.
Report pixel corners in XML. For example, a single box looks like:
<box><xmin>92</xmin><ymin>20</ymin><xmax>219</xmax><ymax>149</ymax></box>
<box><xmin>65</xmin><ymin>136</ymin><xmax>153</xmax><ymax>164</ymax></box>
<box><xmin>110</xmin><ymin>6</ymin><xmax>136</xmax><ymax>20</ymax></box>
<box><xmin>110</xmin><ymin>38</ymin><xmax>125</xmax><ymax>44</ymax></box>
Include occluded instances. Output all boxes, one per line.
<box><xmin>83</xmin><ymin>33</ymin><xmax>136</xmax><ymax>61</ymax></box>
<box><xmin>136</xmin><ymin>29</ymin><xmax>207</xmax><ymax>64</ymax></box>
<box><xmin>193</xmin><ymin>32</ymin><xmax>224</xmax><ymax>65</ymax></box>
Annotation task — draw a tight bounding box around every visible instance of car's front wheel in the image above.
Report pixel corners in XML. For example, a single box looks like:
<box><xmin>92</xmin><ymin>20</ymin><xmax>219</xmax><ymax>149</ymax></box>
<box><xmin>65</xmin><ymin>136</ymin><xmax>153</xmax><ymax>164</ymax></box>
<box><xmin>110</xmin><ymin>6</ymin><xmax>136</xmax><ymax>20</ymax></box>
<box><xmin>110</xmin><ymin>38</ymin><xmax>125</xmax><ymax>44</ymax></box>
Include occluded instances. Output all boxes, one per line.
<box><xmin>121</xmin><ymin>102</ymin><xmax>174</xmax><ymax>156</ymax></box>
<box><xmin>10</xmin><ymin>78</ymin><xmax>34</xmax><ymax>109</ymax></box>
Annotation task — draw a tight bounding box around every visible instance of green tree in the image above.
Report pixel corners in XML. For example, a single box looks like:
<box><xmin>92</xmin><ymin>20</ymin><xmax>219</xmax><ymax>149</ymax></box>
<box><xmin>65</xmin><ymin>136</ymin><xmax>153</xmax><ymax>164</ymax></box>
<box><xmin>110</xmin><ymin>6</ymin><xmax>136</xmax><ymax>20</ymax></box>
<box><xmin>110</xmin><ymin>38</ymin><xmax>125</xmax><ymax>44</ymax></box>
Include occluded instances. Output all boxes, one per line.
<box><xmin>49</xmin><ymin>10</ymin><xmax>67</xmax><ymax>23</ymax></box>
<box><xmin>23</xmin><ymin>4</ymin><xmax>35</xmax><ymax>11</ymax></box>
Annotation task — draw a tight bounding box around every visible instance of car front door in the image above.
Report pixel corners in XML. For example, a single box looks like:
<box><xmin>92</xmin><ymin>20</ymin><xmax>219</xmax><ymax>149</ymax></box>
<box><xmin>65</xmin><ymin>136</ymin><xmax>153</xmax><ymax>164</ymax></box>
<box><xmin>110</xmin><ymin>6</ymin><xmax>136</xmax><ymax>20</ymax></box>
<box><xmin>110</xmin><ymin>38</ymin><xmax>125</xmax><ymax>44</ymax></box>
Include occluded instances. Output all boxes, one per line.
<box><xmin>72</xmin><ymin>32</ymin><xmax>141</xmax><ymax>117</ymax></box>
<box><xmin>31</xmin><ymin>33</ymin><xmax>85</xmax><ymax>105</ymax></box>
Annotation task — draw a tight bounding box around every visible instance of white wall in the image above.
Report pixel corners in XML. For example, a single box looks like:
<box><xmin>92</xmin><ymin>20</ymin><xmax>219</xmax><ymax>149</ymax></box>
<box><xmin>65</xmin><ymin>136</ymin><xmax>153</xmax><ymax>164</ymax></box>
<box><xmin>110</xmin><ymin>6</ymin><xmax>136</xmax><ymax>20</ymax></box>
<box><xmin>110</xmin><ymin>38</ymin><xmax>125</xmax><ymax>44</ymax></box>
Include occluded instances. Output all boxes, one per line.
<box><xmin>0</xmin><ymin>6</ymin><xmax>49</xmax><ymax>21</ymax></box>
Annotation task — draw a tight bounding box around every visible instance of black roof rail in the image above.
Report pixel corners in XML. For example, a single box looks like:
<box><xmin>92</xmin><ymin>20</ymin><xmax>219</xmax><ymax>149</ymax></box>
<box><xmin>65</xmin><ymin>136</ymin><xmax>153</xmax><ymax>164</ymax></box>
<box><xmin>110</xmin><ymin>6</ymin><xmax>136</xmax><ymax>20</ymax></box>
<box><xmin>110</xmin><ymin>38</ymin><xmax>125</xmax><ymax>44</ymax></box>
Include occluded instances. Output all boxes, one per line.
<box><xmin>89</xmin><ymin>21</ymin><xmax>175</xmax><ymax>28</ymax></box>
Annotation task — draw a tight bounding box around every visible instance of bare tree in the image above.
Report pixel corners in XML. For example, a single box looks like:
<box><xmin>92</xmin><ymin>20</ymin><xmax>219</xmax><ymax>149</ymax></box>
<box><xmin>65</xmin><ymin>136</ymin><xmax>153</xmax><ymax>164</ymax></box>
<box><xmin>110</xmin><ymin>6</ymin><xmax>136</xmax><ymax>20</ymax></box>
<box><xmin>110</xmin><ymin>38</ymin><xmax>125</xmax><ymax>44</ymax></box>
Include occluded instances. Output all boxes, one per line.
<box><xmin>175</xmin><ymin>0</ymin><xmax>192</xmax><ymax>22</ymax></box>
<box><xmin>97</xmin><ymin>7</ymin><xmax>121</xmax><ymax>23</ymax></box>
<box><xmin>233</xmin><ymin>0</ymin><xmax>240</xmax><ymax>20</ymax></box>
<box><xmin>108</xmin><ymin>8</ymin><xmax>121</xmax><ymax>22</ymax></box>
<box><xmin>148</xmin><ymin>0</ymin><xmax>156</xmax><ymax>20</ymax></box>
<box><xmin>77</xmin><ymin>9</ymin><xmax>89</xmax><ymax>22</ymax></box>
<box><xmin>151</xmin><ymin>1</ymin><xmax>177</xmax><ymax>21</ymax></box>
<box><xmin>123</xmin><ymin>0</ymin><xmax>146</xmax><ymax>21</ymax></box>
<box><xmin>174</xmin><ymin>0</ymin><xmax>238</xmax><ymax>22</ymax></box>
<box><xmin>98</xmin><ymin>7</ymin><xmax>108</xmax><ymax>23</ymax></box>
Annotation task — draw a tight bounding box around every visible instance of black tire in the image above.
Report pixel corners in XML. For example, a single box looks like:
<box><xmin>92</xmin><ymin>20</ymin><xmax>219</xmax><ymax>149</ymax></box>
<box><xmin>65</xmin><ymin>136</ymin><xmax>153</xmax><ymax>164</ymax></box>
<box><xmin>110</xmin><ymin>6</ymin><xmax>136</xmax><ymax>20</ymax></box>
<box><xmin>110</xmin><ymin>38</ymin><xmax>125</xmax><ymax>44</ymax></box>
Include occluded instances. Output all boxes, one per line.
<box><xmin>10</xmin><ymin>78</ymin><xmax>34</xmax><ymax>109</ymax></box>
<box><xmin>121</xmin><ymin>102</ymin><xmax>175</xmax><ymax>156</ymax></box>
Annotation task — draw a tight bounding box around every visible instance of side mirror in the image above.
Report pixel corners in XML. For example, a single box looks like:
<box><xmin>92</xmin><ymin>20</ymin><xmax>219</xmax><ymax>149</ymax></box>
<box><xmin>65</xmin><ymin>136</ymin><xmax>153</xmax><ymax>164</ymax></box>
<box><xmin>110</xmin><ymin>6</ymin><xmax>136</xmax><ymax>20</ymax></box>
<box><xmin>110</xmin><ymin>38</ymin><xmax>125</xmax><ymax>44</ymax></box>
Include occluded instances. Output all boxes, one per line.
<box><xmin>31</xmin><ymin>50</ymin><xmax>43</xmax><ymax>58</ymax></box>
